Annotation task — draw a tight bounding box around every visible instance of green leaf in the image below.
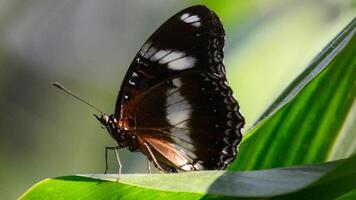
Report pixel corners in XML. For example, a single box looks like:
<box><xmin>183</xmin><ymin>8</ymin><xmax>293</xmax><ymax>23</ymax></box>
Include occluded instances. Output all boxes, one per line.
<box><xmin>336</xmin><ymin>189</ymin><xmax>356</xmax><ymax>200</ymax></box>
<box><xmin>228</xmin><ymin>18</ymin><xmax>356</xmax><ymax>171</ymax></box>
<box><xmin>19</xmin><ymin>154</ymin><xmax>356</xmax><ymax>199</ymax></box>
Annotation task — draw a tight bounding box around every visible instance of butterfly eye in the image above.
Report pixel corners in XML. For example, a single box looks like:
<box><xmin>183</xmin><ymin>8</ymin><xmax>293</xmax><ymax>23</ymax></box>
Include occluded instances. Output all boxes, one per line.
<box><xmin>109</xmin><ymin>115</ymin><xmax>117</xmax><ymax>124</ymax></box>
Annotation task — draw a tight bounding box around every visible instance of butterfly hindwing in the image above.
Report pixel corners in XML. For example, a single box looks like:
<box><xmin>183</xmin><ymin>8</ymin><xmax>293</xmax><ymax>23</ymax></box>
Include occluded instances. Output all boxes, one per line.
<box><xmin>133</xmin><ymin>72</ymin><xmax>243</xmax><ymax>170</ymax></box>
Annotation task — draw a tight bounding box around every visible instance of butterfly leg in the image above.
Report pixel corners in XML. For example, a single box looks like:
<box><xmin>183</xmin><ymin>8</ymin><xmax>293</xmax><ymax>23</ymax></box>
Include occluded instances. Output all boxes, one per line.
<box><xmin>143</xmin><ymin>142</ymin><xmax>165</xmax><ymax>173</ymax></box>
<box><xmin>104</xmin><ymin>146</ymin><xmax>116</xmax><ymax>174</ymax></box>
<box><xmin>114</xmin><ymin>146</ymin><xmax>122</xmax><ymax>180</ymax></box>
<box><xmin>146</xmin><ymin>159</ymin><xmax>152</xmax><ymax>174</ymax></box>
<box><xmin>104</xmin><ymin>146</ymin><xmax>122</xmax><ymax>180</ymax></box>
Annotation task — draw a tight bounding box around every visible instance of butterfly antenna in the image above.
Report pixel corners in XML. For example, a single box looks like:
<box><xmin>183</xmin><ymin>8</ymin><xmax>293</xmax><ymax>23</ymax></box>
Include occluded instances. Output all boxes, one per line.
<box><xmin>52</xmin><ymin>82</ymin><xmax>103</xmax><ymax>114</ymax></box>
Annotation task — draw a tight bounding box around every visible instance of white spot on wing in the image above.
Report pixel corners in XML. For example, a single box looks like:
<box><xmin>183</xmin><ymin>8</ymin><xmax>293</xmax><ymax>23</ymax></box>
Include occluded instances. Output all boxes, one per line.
<box><xmin>159</xmin><ymin>51</ymin><xmax>186</xmax><ymax>64</ymax></box>
<box><xmin>141</xmin><ymin>42</ymin><xmax>151</xmax><ymax>53</ymax></box>
<box><xmin>144</xmin><ymin>46</ymin><xmax>157</xmax><ymax>59</ymax></box>
<box><xmin>183</xmin><ymin>15</ymin><xmax>200</xmax><ymax>23</ymax></box>
<box><xmin>193</xmin><ymin>162</ymin><xmax>204</xmax><ymax>170</ymax></box>
<box><xmin>167</xmin><ymin>101</ymin><xmax>191</xmax><ymax>114</ymax></box>
<box><xmin>191</xmin><ymin>22</ymin><xmax>201</xmax><ymax>27</ymax></box>
<box><xmin>170</xmin><ymin>128</ymin><xmax>193</xmax><ymax>142</ymax></box>
<box><xmin>167</xmin><ymin>56</ymin><xmax>197</xmax><ymax>70</ymax></box>
<box><xmin>165</xmin><ymin>78</ymin><xmax>192</xmax><ymax>128</ymax></box>
<box><xmin>166</xmin><ymin>110</ymin><xmax>190</xmax><ymax>127</ymax></box>
<box><xmin>180</xmin><ymin>13</ymin><xmax>190</xmax><ymax>20</ymax></box>
<box><xmin>172</xmin><ymin>78</ymin><xmax>183</xmax><ymax>87</ymax></box>
<box><xmin>181</xmin><ymin>164</ymin><xmax>193</xmax><ymax>171</ymax></box>
<box><xmin>151</xmin><ymin>49</ymin><xmax>171</xmax><ymax>62</ymax></box>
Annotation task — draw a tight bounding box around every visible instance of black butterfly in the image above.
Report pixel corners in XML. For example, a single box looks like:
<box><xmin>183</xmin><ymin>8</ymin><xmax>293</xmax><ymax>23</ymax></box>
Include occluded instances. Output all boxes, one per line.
<box><xmin>55</xmin><ymin>5</ymin><xmax>244</xmax><ymax>173</ymax></box>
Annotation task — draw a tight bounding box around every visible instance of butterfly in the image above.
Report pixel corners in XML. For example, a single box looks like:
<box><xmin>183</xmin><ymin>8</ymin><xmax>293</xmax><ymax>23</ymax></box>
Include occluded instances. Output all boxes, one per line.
<box><xmin>54</xmin><ymin>5</ymin><xmax>244</xmax><ymax>174</ymax></box>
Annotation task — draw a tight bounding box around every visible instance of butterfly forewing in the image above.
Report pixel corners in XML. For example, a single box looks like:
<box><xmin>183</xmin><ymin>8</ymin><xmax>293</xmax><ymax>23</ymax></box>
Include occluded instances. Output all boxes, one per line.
<box><xmin>114</xmin><ymin>5</ymin><xmax>244</xmax><ymax>171</ymax></box>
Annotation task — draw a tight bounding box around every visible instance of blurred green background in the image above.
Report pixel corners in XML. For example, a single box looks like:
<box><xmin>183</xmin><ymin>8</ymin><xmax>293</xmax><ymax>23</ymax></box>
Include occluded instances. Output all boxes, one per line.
<box><xmin>0</xmin><ymin>0</ymin><xmax>354</xmax><ymax>199</ymax></box>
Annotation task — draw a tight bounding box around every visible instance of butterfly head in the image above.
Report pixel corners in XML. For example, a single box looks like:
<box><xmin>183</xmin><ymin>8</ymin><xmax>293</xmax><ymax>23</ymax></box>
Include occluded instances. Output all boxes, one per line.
<box><xmin>94</xmin><ymin>113</ymin><xmax>117</xmax><ymax>129</ymax></box>
<box><xmin>94</xmin><ymin>113</ymin><xmax>130</xmax><ymax>148</ymax></box>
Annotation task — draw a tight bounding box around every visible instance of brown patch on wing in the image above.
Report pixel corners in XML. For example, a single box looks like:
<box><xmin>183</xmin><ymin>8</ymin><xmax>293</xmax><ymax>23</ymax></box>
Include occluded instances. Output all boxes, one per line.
<box><xmin>138</xmin><ymin>136</ymin><xmax>190</xmax><ymax>170</ymax></box>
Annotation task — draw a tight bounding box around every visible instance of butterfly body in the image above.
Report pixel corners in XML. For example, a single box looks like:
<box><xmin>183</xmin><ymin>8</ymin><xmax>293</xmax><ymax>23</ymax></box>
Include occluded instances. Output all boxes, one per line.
<box><xmin>97</xmin><ymin>5</ymin><xmax>244</xmax><ymax>172</ymax></box>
